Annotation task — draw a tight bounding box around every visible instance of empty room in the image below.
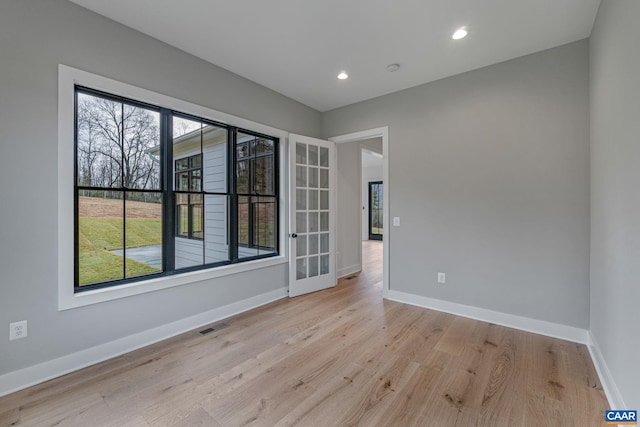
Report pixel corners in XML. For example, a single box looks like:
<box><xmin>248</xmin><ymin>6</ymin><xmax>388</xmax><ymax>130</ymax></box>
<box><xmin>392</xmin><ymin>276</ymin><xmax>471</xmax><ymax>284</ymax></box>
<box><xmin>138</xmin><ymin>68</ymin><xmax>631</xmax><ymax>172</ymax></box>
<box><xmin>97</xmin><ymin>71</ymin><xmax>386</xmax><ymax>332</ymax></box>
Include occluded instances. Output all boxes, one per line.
<box><xmin>0</xmin><ymin>0</ymin><xmax>638</xmax><ymax>426</ymax></box>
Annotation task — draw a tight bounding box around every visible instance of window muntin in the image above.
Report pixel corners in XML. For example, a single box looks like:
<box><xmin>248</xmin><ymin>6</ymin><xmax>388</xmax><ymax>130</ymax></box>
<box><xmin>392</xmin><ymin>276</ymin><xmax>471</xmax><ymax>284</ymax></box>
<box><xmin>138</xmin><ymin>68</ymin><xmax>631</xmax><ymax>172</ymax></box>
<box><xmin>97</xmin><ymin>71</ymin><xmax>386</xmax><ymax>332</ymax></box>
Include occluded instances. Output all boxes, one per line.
<box><xmin>74</xmin><ymin>87</ymin><xmax>279</xmax><ymax>290</ymax></box>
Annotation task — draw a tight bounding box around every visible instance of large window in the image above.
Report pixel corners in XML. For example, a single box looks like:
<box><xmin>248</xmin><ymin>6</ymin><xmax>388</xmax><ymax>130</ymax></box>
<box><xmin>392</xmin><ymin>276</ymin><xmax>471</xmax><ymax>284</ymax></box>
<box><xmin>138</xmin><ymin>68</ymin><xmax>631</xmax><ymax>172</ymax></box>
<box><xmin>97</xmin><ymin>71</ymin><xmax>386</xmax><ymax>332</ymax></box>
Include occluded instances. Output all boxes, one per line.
<box><xmin>75</xmin><ymin>87</ymin><xmax>279</xmax><ymax>290</ymax></box>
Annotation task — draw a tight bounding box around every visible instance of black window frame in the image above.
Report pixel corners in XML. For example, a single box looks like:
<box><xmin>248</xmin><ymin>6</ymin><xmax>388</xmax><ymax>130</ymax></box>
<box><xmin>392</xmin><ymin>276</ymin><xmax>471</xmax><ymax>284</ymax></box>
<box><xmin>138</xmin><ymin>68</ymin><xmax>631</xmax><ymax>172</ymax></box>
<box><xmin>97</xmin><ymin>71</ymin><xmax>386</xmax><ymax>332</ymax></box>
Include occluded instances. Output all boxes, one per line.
<box><xmin>74</xmin><ymin>86</ymin><xmax>279</xmax><ymax>292</ymax></box>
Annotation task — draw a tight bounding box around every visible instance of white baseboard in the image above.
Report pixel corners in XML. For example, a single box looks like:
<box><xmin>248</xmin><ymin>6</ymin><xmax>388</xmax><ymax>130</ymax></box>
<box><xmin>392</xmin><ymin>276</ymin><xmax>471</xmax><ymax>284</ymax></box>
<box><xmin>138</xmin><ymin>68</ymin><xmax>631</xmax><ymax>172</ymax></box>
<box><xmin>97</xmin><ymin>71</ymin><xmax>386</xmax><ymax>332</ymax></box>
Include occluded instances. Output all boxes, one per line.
<box><xmin>588</xmin><ymin>332</ymin><xmax>626</xmax><ymax>409</ymax></box>
<box><xmin>0</xmin><ymin>287</ymin><xmax>288</xmax><ymax>397</ymax></box>
<box><xmin>386</xmin><ymin>290</ymin><xmax>590</xmax><ymax>344</ymax></box>
<box><xmin>338</xmin><ymin>264</ymin><xmax>362</xmax><ymax>279</ymax></box>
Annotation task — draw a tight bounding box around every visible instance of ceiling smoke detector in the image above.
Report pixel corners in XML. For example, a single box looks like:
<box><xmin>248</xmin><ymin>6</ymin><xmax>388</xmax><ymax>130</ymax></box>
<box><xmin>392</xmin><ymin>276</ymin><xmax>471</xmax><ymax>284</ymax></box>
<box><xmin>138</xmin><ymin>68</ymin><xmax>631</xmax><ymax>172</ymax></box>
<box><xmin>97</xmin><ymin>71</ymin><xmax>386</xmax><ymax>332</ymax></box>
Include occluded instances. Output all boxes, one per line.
<box><xmin>386</xmin><ymin>63</ymin><xmax>400</xmax><ymax>73</ymax></box>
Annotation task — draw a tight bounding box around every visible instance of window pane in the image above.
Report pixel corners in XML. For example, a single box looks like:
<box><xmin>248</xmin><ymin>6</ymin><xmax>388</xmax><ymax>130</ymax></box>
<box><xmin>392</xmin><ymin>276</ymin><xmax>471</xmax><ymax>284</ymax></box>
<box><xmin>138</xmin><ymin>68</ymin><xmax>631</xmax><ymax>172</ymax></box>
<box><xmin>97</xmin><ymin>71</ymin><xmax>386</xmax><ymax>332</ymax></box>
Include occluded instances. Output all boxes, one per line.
<box><xmin>320</xmin><ymin>233</ymin><xmax>329</xmax><ymax>253</ymax></box>
<box><xmin>296</xmin><ymin>235</ymin><xmax>307</xmax><ymax>257</ymax></box>
<box><xmin>296</xmin><ymin>258</ymin><xmax>307</xmax><ymax>279</ymax></box>
<box><xmin>320</xmin><ymin>169</ymin><xmax>329</xmax><ymax>189</ymax></box>
<box><xmin>173</xmin><ymin>116</ymin><xmax>203</xmax><ymax>192</ymax></box>
<box><xmin>191</xmin><ymin>169</ymin><xmax>202</xmax><ymax>192</ymax></box>
<box><xmin>191</xmin><ymin>196</ymin><xmax>203</xmax><ymax>239</ymax></box>
<box><xmin>320</xmin><ymin>212</ymin><xmax>329</xmax><ymax>232</ymax></box>
<box><xmin>203</xmin><ymin>126</ymin><xmax>228</xmax><ymax>193</ymax></box>
<box><xmin>175</xmin><ymin>158</ymin><xmax>189</xmax><ymax>171</ymax></box>
<box><xmin>237</xmin><ymin>160</ymin><xmax>250</xmax><ymax>194</ymax></box>
<box><xmin>255</xmin><ymin>156</ymin><xmax>274</xmax><ymax>195</ymax></box>
<box><xmin>296</xmin><ymin>166</ymin><xmax>306</xmax><ymax>187</ymax></box>
<box><xmin>309</xmin><ymin>212</ymin><xmax>319</xmax><ymax>232</ymax></box>
<box><xmin>296</xmin><ymin>212</ymin><xmax>307</xmax><ymax>233</ymax></box>
<box><xmin>78</xmin><ymin>190</ymin><xmax>124</xmax><ymax>285</ymax></box>
<box><xmin>173</xmin><ymin>116</ymin><xmax>201</xmax><ymax>139</ymax></box>
<box><xmin>254</xmin><ymin>197</ymin><xmax>276</xmax><ymax>255</ymax></box>
<box><xmin>320</xmin><ymin>254</ymin><xmax>330</xmax><ymax>275</ymax></box>
<box><xmin>319</xmin><ymin>146</ymin><xmax>329</xmax><ymax>167</ymax></box>
<box><xmin>76</xmin><ymin>92</ymin><xmax>123</xmax><ymax>188</ymax></box>
<box><xmin>123</xmin><ymin>104</ymin><xmax>160</xmax><ymax>190</ymax></box>
<box><xmin>308</xmin><ymin>234</ymin><xmax>318</xmax><ymax>255</ymax></box>
<box><xmin>190</xmin><ymin>155</ymin><xmax>201</xmax><ymax>169</ymax></box>
<box><xmin>308</xmin><ymin>256</ymin><xmax>319</xmax><ymax>277</ymax></box>
<box><xmin>238</xmin><ymin>196</ymin><xmax>249</xmax><ymax>246</ymax></box>
<box><xmin>296</xmin><ymin>143</ymin><xmax>307</xmax><ymax>164</ymax></box>
<box><xmin>308</xmin><ymin>167</ymin><xmax>318</xmax><ymax>188</ymax></box>
<box><xmin>177</xmin><ymin>204</ymin><xmax>189</xmax><ymax>238</ymax></box>
<box><xmin>176</xmin><ymin>172</ymin><xmax>189</xmax><ymax>191</ymax></box>
<box><xmin>308</xmin><ymin>190</ymin><xmax>318</xmax><ymax>211</ymax></box>
<box><xmin>308</xmin><ymin>145</ymin><xmax>318</xmax><ymax>166</ymax></box>
<box><xmin>125</xmin><ymin>192</ymin><xmax>162</xmax><ymax>279</ymax></box>
<box><xmin>174</xmin><ymin>194</ymin><xmax>204</xmax><ymax>269</ymax></box>
<box><xmin>320</xmin><ymin>190</ymin><xmax>329</xmax><ymax>210</ymax></box>
<box><xmin>296</xmin><ymin>189</ymin><xmax>306</xmax><ymax>211</ymax></box>
<box><xmin>204</xmin><ymin>195</ymin><xmax>230</xmax><ymax>264</ymax></box>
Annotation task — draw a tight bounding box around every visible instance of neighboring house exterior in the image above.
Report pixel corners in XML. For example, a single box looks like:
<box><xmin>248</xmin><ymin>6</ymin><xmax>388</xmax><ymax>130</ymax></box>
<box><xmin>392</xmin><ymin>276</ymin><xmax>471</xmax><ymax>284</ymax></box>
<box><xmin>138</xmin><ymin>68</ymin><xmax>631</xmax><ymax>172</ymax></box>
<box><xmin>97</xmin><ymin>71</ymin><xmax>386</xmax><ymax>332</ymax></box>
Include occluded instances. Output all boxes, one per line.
<box><xmin>170</xmin><ymin>125</ymin><xmax>276</xmax><ymax>269</ymax></box>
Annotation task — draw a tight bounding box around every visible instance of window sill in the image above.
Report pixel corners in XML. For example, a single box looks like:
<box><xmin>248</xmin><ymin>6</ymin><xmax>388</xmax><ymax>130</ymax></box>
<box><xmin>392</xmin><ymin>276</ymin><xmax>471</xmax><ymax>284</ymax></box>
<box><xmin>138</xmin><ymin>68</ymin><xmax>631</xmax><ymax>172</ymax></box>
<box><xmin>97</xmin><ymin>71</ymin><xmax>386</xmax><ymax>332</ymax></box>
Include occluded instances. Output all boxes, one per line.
<box><xmin>59</xmin><ymin>255</ymin><xmax>287</xmax><ymax>311</ymax></box>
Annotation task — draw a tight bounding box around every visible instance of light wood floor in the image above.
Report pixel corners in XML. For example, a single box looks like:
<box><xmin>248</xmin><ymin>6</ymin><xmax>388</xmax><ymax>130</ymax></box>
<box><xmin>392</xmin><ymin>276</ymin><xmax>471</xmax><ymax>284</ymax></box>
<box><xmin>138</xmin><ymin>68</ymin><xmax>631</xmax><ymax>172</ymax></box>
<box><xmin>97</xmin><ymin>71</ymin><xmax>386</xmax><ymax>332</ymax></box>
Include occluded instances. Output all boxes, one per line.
<box><xmin>0</xmin><ymin>240</ymin><xmax>608</xmax><ymax>426</ymax></box>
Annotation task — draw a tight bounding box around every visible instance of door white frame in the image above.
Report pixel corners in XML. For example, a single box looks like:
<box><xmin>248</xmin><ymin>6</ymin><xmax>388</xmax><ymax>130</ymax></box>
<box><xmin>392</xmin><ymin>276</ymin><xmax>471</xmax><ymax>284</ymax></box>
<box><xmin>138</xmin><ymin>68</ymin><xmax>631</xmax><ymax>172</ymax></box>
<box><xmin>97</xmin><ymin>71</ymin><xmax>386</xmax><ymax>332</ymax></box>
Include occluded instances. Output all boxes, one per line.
<box><xmin>329</xmin><ymin>127</ymin><xmax>389</xmax><ymax>298</ymax></box>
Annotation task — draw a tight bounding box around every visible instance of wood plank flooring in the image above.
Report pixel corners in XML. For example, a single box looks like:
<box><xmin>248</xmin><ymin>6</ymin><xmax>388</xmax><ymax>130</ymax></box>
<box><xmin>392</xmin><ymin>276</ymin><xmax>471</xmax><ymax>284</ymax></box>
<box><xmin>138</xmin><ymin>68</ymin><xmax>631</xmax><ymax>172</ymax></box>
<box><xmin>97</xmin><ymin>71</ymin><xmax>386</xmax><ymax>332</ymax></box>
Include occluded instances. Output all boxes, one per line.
<box><xmin>0</xmin><ymin>241</ymin><xmax>608</xmax><ymax>426</ymax></box>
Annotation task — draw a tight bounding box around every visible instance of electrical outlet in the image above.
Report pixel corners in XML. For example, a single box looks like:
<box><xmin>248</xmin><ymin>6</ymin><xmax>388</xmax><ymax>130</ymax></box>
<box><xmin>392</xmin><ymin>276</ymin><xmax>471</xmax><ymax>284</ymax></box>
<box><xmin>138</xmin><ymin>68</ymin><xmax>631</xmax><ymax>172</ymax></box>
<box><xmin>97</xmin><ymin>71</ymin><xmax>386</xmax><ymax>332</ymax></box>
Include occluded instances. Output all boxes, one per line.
<box><xmin>437</xmin><ymin>272</ymin><xmax>446</xmax><ymax>284</ymax></box>
<box><xmin>9</xmin><ymin>320</ymin><xmax>27</xmax><ymax>341</ymax></box>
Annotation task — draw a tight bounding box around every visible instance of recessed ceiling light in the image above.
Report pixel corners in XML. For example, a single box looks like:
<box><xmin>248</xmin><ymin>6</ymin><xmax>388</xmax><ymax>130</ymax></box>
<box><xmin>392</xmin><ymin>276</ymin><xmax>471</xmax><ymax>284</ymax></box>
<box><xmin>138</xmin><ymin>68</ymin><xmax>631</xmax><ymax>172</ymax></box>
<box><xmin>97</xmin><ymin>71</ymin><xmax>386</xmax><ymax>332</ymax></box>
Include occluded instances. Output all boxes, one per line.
<box><xmin>337</xmin><ymin>72</ymin><xmax>349</xmax><ymax>80</ymax></box>
<box><xmin>452</xmin><ymin>28</ymin><xmax>468</xmax><ymax>40</ymax></box>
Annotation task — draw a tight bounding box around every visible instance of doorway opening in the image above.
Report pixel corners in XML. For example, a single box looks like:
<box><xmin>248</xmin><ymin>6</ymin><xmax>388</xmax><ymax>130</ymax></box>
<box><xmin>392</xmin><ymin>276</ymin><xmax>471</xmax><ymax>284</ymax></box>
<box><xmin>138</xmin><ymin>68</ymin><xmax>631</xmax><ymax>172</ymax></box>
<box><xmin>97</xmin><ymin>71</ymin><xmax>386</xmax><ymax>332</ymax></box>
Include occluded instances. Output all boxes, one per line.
<box><xmin>329</xmin><ymin>127</ymin><xmax>389</xmax><ymax>297</ymax></box>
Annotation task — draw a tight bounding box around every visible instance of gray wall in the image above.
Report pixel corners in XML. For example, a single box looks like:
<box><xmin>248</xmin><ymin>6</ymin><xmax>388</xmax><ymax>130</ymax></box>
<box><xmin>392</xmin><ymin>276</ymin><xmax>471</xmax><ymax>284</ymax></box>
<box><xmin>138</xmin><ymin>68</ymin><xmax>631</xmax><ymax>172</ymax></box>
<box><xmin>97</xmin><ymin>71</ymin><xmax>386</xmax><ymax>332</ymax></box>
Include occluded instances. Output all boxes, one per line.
<box><xmin>0</xmin><ymin>0</ymin><xmax>320</xmax><ymax>376</ymax></box>
<box><xmin>324</xmin><ymin>40</ymin><xmax>591</xmax><ymax>328</ymax></box>
<box><xmin>590</xmin><ymin>0</ymin><xmax>640</xmax><ymax>408</ymax></box>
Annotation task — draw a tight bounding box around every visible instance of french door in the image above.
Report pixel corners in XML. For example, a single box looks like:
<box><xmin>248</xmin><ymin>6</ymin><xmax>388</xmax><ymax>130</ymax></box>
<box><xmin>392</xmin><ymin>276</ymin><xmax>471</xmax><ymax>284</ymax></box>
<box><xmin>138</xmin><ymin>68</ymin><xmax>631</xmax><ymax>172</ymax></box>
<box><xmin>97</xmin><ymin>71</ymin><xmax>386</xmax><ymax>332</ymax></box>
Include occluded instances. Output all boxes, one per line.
<box><xmin>288</xmin><ymin>134</ymin><xmax>336</xmax><ymax>297</ymax></box>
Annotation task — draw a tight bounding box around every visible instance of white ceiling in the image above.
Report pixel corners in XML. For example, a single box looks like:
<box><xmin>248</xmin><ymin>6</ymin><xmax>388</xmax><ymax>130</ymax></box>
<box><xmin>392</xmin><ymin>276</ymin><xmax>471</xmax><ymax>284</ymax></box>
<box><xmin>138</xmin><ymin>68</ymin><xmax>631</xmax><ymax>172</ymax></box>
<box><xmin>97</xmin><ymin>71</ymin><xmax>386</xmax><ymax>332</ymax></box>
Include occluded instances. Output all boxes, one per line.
<box><xmin>69</xmin><ymin>0</ymin><xmax>601</xmax><ymax>112</ymax></box>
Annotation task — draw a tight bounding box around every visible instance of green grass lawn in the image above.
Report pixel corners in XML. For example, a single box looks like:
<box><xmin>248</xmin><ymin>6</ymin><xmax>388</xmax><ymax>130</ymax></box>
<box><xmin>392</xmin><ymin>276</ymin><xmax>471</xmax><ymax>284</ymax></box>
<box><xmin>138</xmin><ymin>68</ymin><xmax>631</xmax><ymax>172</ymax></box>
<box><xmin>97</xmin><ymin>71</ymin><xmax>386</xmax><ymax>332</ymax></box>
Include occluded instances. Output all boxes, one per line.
<box><xmin>79</xmin><ymin>217</ymin><xmax>162</xmax><ymax>285</ymax></box>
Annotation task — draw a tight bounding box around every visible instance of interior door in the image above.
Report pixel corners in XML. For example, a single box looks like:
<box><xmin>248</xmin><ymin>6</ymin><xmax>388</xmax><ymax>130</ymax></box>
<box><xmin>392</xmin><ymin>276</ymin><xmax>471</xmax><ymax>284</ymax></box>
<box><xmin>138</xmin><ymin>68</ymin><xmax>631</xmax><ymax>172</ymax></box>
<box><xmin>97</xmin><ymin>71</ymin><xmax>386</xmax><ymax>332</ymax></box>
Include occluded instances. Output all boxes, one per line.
<box><xmin>289</xmin><ymin>134</ymin><xmax>336</xmax><ymax>297</ymax></box>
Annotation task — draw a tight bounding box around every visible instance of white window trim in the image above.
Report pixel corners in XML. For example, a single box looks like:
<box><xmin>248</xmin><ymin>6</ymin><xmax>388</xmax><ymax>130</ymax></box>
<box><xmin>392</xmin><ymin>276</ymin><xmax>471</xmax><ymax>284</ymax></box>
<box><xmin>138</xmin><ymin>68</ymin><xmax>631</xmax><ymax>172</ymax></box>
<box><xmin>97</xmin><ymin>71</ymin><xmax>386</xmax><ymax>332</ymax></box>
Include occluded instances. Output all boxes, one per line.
<box><xmin>58</xmin><ymin>65</ymin><xmax>288</xmax><ymax>310</ymax></box>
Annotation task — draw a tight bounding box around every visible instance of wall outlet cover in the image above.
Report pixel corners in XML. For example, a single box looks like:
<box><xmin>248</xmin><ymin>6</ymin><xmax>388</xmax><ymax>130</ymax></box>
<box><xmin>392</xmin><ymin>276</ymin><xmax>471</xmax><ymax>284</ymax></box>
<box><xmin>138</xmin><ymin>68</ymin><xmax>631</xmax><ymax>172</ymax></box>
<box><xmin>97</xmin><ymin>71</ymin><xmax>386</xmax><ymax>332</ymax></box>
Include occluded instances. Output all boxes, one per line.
<box><xmin>9</xmin><ymin>320</ymin><xmax>28</xmax><ymax>341</ymax></box>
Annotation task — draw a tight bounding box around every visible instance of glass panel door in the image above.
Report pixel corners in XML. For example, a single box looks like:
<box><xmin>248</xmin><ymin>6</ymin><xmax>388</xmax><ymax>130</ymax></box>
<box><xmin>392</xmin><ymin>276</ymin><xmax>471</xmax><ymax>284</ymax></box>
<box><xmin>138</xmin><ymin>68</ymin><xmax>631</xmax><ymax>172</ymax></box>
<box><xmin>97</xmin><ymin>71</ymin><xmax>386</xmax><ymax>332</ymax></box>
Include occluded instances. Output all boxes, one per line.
<box><xmin>289</xmin><ymin>134</ymin><xmax>335</xmax><ymax>297</ymax></box>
